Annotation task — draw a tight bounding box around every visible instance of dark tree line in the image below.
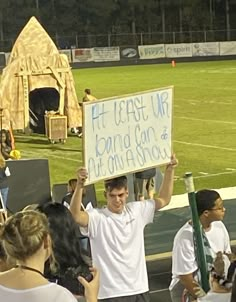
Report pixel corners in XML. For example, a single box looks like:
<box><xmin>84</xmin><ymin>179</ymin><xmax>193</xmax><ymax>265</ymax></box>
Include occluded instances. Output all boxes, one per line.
<box><xmin>0</xmin><ymin>0</ymin><xmax>236</xmax><ymax>47</ymax></box>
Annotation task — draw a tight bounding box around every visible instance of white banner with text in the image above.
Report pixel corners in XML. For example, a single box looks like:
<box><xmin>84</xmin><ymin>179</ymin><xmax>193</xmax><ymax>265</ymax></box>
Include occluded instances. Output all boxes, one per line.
<box><xmin>72</xmin><ymin>48</ymin><xmax>94</xmax><ymax>62</ymax></box>
<box><xmin>138</xmin><ymin>44</ymin><xmax>165</xmax><ymax>59</ymax></box>
<box><xmin>165</xmin><ymin>43</ymin><xmax>192</xmax><ymax>58</ymax></box>
<box><xmin>219</xmin><ymin>41</ymin><xmax>236</xmax><ymax>55</ymax></box>
<box><xmin>192</xmin><ymin>42</ymin><xmax>220</xmax><ymax>56</ymax></box>
<box><xmin>93</xmin><ymin>47</ymin><xmax>120</xmax><ymax>62</ymax></box>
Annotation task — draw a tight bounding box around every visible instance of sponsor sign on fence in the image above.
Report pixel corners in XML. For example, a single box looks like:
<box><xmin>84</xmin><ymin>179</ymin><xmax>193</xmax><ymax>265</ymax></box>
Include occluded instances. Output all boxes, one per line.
<box><xmin>120</xmin><ymin>47</ymin><xmax>139</xmax><ymax>59</ymax></box>
<box><xmin>93</xmin><ymin>47</ymin><xmax>120</xmax><ymax>62</ymax></box>
<box><xmin>192</xmin><ymin>42</ymin><xmax>220</xmax><ymax>56</ymax></box>
<box><xmin>72</xmin><ymin>48</ymin><xmax>94</xmax><ymax>62</ymax></box>
<box><xmin>138</xmin><ymin>44</ymin><xmax>165</xmax><ymax>59</ymax></box>
<box><xmin>219</xmin><ymin>41</ymin><xmax>236</xmax><ymax>55</ymax></box>
<box><xmin>165</xmin><ymin>43</ymin><xmax>192</xmax><ymax>58</ymax></box>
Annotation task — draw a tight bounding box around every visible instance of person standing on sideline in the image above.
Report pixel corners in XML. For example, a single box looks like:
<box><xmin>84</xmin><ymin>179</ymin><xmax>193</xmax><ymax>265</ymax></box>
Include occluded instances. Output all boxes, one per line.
<box><xmin>169</xmin><ymin>189</ymin><xmax>231</xmax><ymax>302</ymax></box>
<box><xmin>0</xmin><ymin>130</ymin><xmax>13</xmax><ymax>160</ymax></box>
<box><xmin>82</xmin><ymin>89</ymin><xmax>97</xmax><ymax>103</ymax></box>
<box><xmin>77</xmin><ymin>89</ymin><xmax>97</xmax><ymax>138</ymax></box>
<box><xmin>70</xmin><ymin>154</ymin><xmax>178</xmax><ymax>301</ymax></box>
<box><xmin>134</xmin><ymin>168</ymin><xmax>156</xmax><ymax>200</ymax></box>
<box><xmin>0</xmin><ymin>153</ymin><xmax>10</xmax><ymax>209</ymax></box>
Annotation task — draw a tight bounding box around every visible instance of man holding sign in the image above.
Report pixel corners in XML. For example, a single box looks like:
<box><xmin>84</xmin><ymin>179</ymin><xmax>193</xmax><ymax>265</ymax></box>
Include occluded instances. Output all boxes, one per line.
<box><xmin>70</xmin><ymin>154</ymin><xmax>178</xmax><ymax>301</ymax></box>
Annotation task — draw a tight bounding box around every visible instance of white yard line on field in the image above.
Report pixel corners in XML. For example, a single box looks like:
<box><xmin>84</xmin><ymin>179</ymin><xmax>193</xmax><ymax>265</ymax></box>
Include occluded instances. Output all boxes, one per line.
<box><xmin>22</xmin><ymin>150</ymin><xmax>82</xmax><ymax>163</ymax></box>
<box><xmin>176</xmin><ymin>116</ymin><xmax>236</xmax><ymax>125</ymax></box>
<box><xmin>179</xmin><ymin>170</ymin><xmax>236</xmax><ymax>180</ymax></box>
<box><xmin>174</xmin><ymin>140</ymin><xmax>236</xmax><ymax>152</ymax></box>
<box><xmin>175</xmin><ymin>99</ymin><xmax>232</xmax><ymax>105</ymax></box>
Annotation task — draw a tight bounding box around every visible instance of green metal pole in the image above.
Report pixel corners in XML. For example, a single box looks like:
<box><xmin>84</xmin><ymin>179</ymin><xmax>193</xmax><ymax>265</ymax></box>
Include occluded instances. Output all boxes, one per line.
<box><xmin>184</xmin><ymin>172</ymin><xmax>210</xmax><ymax>293</ymax></box>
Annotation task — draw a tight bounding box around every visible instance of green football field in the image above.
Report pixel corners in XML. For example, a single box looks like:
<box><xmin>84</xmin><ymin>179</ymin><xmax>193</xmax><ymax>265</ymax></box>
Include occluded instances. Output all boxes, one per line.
<box><xmin>15</xmin><ymin>60</ymin><xmax>236</xmax><ymax>204</ymax></box>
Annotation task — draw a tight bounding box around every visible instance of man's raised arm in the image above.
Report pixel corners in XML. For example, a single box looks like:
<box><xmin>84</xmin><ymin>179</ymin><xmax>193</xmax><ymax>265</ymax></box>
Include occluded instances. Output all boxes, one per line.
<box><xmin>154</xmin><ymin>153</ymin><xmax>178</xmax><ymax>210</ymax></box>
<box><xmin>70</xmin><ymin>167</ymin><xmax>89</xmax><ymax>227</ymax></box>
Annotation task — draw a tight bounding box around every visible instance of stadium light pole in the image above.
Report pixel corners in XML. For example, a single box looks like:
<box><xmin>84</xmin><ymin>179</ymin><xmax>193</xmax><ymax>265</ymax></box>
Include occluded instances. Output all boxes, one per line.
<box><xmin>35</xmin><ymin>0</ymin><xmax>40</xmax><ymax>21</ymax></box>
<box><xmin>225</xmin><ymin>0</ymin><xmax>230</xmax><ymax>40</ymax></box>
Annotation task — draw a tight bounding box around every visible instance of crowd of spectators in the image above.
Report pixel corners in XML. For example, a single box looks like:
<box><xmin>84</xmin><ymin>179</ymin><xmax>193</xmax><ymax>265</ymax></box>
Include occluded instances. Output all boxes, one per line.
<box><xmin>0</xmin><ymin>152</ymin><xmax>236</xmax><ymax>302</ymax></box>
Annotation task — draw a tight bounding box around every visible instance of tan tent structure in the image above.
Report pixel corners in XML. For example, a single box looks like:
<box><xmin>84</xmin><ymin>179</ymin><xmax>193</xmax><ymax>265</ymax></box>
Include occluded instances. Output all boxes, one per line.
<box><xmin>0</xmin><ymin>16</ymin><xmax>81</xmax><ymax>131</ymax></box>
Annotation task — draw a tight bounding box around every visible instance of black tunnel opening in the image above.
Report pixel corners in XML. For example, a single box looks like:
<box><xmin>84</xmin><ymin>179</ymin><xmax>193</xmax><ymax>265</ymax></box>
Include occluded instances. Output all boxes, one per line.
<box><xmin>29</xmin><ymin>87</ymin><xmax>60</xmax><ymax>134</ymax></box>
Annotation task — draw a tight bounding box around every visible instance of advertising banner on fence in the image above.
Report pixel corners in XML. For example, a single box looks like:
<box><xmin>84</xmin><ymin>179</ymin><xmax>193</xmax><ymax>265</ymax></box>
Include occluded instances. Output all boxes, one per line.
<box><xmin>72</xmin><ymin>48</ymin><xmax>94</xmax><ymax>62</ymax></box>
<box><xmin>192</xmin><ymin>42</ymin><xmax>219</xmax><ymax>56</ymax></box>
<box><xmin>120</xmin><ymin>46</ymin><xmax>139</xmax><ymax>59</ymax></box>
<box><xmin>219</xmin><ymin>41</ymin><xmax>236</xmax><ymax>55</ymax></box>
<box><xmin>93</xmin><ymin>47</ymin><xmax>120</xmax><ymax>62</ymax></box>
<box><xmin>59</xmin><ymin>49</ymin><xmax>72</xmax><ymax>63</ymax></box>
<box><xmin>165</xmin><ymin>43</ymin><xmax>192</xmax><ymax>58</ymax></box>
<box><xmin>138</xmin><ymin>44</ymin><xmax>165</xmax><ymax>59</ymax></box>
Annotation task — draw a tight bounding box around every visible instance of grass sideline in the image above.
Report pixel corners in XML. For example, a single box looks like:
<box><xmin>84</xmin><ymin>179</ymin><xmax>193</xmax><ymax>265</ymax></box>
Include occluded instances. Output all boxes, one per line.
<box><xmin>14</xmin><ymin>60</ymin><xmax>236</xmax><ymax>205</ymax></box>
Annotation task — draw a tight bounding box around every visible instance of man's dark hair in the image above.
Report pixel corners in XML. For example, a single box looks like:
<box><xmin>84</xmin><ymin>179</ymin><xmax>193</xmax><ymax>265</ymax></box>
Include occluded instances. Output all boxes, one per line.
<box><xmin>104</xmin><ymin>176</ymin><xmax>128</xmax><ymax>192</ymax></box>
<box><xmin>196</xmin><ymin>189</ymin><xmax>221</xmax><ymax>216</ymax></box>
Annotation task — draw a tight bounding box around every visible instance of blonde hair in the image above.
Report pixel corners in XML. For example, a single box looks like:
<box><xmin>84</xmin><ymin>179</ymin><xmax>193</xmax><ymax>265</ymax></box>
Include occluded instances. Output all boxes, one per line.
<box><xmin>0</xmin><ymin>153</ymin><xmax>6</xmax><ymax>169</ymax></box>
<box><xmin>22</xmin><ymin>204</ymin><xmax>39</xmax><ymax>212</ymax></box>
<box><xmin>0</xmin><ymin>210</ymin><xmax>49</xmax><ymax>261</ymax></box>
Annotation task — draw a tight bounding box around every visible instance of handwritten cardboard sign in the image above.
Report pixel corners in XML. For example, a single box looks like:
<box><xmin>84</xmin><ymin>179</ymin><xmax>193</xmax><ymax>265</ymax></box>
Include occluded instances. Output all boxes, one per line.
<box><xmin>83</xmin><ymin>87</ymin><xmax>173</xmax><ymax>184</ymax></box>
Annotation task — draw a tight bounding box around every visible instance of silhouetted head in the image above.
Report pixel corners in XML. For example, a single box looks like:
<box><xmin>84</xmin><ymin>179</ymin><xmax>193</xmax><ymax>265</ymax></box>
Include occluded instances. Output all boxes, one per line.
<box><xmin>84</xmin><ymin>89</ymin><xmax>91</xmax><ymax>95</ymax></box>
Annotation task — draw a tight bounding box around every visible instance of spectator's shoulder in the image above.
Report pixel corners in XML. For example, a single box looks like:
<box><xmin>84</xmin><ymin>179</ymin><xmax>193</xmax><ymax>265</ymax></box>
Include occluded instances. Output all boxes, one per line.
<box><xmin>212</xmin><ymin>220</ymin><xmax>228</xmax><ymax>231</ymax></box>
<box><xmin>175</xmin><ymin>222</ymin><xmax>193</xmax><ymax>240</ymax></box>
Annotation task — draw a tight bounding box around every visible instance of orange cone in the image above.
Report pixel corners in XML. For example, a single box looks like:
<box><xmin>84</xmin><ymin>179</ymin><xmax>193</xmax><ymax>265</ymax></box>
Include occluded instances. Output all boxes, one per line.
<box><xmin>171</xmin><ymin>60</ymin><xmax>176</xmax><ymax>67</ymax></box>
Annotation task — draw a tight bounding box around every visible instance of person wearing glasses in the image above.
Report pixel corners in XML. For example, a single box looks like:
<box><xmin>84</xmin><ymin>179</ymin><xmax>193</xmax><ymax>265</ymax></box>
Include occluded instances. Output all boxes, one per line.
<box><xmin>169</xmin><ymin>189</ymin><xmax>231</xmax><ymax>302</ymax></box>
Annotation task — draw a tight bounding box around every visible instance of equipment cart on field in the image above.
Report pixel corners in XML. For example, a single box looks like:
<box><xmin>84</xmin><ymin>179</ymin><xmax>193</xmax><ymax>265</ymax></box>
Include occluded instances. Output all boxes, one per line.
<box><xmin>44</xmin><ymin>114</ymin><xmax>67</xmax><ymax>144</ymax></box>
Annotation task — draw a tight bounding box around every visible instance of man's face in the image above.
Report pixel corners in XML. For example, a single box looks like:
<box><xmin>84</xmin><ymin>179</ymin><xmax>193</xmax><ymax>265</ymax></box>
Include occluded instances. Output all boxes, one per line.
<box><xmin>105</xmin><ymin>187</ymin><xmax>128</xmax><ymax>214</ymax></box>
<box><xmin>206</xmin><ymin>197</ymin><xmax>226</xmax><ymax>221</ymax></box>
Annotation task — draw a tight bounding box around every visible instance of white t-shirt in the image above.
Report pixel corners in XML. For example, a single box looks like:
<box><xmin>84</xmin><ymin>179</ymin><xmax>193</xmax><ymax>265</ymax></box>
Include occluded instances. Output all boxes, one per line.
<box><xmin>0</xmin><ymin>283</ymin><xmax>77</xmax><ymax>302</ymax></box>
<box><xmin>81</xmin><ymin>200</ymin><xmax>155</xmax><ymax>299</ymax></box>
<box><xmin>169</xmin><ymin>221</ymin><xmax>231</xmax><ymax>290</ymax></box>
<box><xmin>197</xmin><ymin>291</ymin><xmax>231</xmax><ymax>302</ymax></box>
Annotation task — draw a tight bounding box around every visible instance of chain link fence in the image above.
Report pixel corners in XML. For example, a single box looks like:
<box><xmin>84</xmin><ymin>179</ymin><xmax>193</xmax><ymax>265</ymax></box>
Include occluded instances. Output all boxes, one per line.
<box><xmin>1</xmin><ymin>29</ymin><xmax>236</xmax><ymax>52</ymax></box>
